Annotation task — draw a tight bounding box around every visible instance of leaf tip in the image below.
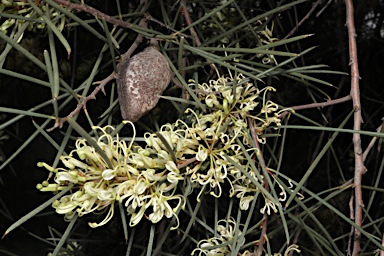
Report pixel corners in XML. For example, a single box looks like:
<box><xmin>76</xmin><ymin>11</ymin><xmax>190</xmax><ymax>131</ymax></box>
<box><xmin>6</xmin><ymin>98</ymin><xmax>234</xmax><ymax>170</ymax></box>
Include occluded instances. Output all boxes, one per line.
<box><xmin>2</xmin><ymin>230</ymin><xmax>9</xmax><ymax>239</ymax></box>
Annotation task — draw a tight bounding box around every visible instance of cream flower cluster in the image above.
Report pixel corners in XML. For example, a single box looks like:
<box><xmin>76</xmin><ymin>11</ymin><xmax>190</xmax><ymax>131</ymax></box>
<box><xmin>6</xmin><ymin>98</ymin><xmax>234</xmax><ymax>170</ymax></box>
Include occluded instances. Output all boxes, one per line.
<box><xmin>37</xmin><ymin>73</ymin><xmax>293</xmax><ymax>228</ymax></box>
<box><xmin>192</xmin><ymin>218</ymin><xmax>300</xmax><ymax>256</ymax></box>
<box><xmin>37</xmin><ymin>125</ymin><xmax>185</xmax><ymax>228</ymax></box>
<box><xmin>191</xmin><ymin>218</ymin><xmax>245</xmax><ymax>256</ymax></box>
<box><xmin>192</xmin><ymin>73</ymin><xmax>288</xmax><ymax>144</ymax></box>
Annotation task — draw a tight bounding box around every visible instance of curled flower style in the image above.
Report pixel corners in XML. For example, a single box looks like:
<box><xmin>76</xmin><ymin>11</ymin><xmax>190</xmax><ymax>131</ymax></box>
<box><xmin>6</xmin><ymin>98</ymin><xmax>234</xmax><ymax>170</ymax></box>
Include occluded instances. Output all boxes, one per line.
<box><xmin>183</xmin><ymin>108</ymin><xmax>244</xmax><ymax>199</ymax></box>
<box><xmin>193</xmin><ymin>208</ymin><xmax>300</xmax><ymax>256</ymax></box>
<box><xmin>189</xmin><ymin>73</ymin><xmax>290</xmax><ymax>145</ymax></box>
<box><xmin>37</xmin><ymin>72</ymin><xmax>292</xmax><ymax>230</ymax></box>
<box><xmin>38</xmin><ymin>124</ymin><xmax>187</xmax><ymax>228</ymax></box>
<box><xmin>229</xmin><ymin>163</ymin><xmax>263</xmax><ymax>211</ymax></box>
<box><xmin>38</xmin><ymin>125</ymin><xmax>131</xmax><ymax>227</ymax></box>
<box><xmin>191</xmin><ymin>218</ymin><xmax>245</xmax><ymax>256</ymax></box>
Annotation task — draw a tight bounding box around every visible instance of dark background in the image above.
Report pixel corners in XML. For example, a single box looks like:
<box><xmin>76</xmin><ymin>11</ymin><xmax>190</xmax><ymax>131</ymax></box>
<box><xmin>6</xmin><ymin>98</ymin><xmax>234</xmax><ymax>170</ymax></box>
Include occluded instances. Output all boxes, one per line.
<box><xmin>0</xmin><ymin>0</ymin><xmax>383</xmax><ymax>255</ymax></box>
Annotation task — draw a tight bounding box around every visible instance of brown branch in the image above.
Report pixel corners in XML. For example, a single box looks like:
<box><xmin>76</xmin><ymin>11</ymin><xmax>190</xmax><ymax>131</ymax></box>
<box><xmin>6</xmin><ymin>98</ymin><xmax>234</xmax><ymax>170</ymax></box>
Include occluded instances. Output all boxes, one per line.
<box><xmin>347</xmin><ymin>194</ymin><xmax>355</xmax><ymax>256</ymax></box>
<box><xmin>177</xmin><ymin>157</ymin><xmax>196</xmax><ymax>169</ymax></box>
<box><xmin>180</xmin><ymin>0</ymin><xmax>201</xmax><ymax>46</ymax></box>
<box><xmin>362</xmin><ymin>119</ymin><xmax>384</xmax><ymax>163</ymax></box>
<box><xmin>345</xmin><ymin>0</ymin><xmax>365</xmax><ymax>255</ymax></box>
<box><xmin>52</xmin><ymin>0</ymin><xmax>188</xmax><ymax>39</ymax></box>
<box><xmin>121</xmin><ymin>18</ymin><xmax>148</xmax><ymax>62</ymax></box>
<box><xmin>248</xmin><ymin>117</ymin><xmax>270</xmax><ymax>254</ymax></box>
<box><xmin>47</xmin><ymin>72</ymin><xmax>118</xmax><ymax>131</ymax></box>
<box><xmin>52</xmin><ymin>0</ymin><xmax>140</xmax><ymax>30</ymax></box>
<box><xmin>144</xmin><ymin>13</ymin><xmax>190</xmax><ymax>38</ymax></box>
<box><xmin>179</xmin><ymin>0</ymin><xmax>218</xmax><ymax>74</ymax></box>
<box><xmin>283</xmin><ymin>0</ymin><xmax>322</xmax><ymax>39</ymax></box>
<box><xmin>47</xmin><ymin>3</ymin><xmax>152</xmax><ymax>131</ymax></box>
<box><xmin>279</xmin><ymin>95</ymin><xmax>352</xmax><ymax>119</ymax></box>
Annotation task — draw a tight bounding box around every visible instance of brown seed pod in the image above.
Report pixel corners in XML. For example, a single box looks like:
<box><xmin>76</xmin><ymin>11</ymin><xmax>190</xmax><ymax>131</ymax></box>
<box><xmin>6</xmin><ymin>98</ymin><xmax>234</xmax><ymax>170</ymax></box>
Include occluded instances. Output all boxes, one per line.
<box><xmin>116</xmin><ymin>45</ymin><xmax>171</xmax><ymax>122</ymax></box>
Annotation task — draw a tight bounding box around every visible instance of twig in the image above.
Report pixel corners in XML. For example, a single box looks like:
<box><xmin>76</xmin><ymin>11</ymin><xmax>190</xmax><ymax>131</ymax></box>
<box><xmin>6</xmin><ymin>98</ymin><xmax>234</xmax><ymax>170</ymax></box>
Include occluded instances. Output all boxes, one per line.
<box><xmin>283</xmin><ymin>0</ymin><xmax>322</xmax><ymax>39</ymax></box>
<box><xmin>179</xmin><ymin>0</ymin><xmax>218</xmax><ymax>74</ymax></box>
<box><xmin>179</xmin><ymin>0</ymin><xmax>201</xmax><ymax>46</ymax></box>
<box><xmin>144</xmin><ymin>13</ymin><xmax>190</xmax><ymax>38</ymax></box>
<box><xmin>47</xmin><ymin>72</ymin><xmax>117</xmax><ymax>131</ymax></box>
<box><xmin>347</xmin><ymin>194</ymin><xmax>355</xmax><ymax>256</ymax></box>
<box><xmin>248</xmin><ymin>117</ymin><xmax>270</xmax><ymax>254</ymax></box>
<box><xmin>362</xmin><ymin>119</ymin><xmax>384</xmax><ymax>162</ymax></box>
<box><xmin>47</xmin><ymin>3</ymin><xmax>151</xmax><ymax>131</ymax></box>
<box><xmin>121</xmin><ymin>18</ymin><xmax>148</xmax><ymax>62</ymax></box>
<box><xmin>345</xmin><ymin>0</ymin><xmax>365</xmax><ymax>255</ymax></box>
<box><xmin>279</xmin><ymin>95</ymin><xmax>352</xmax><ymax>119</ymax></box>
<box><xmin>316</xmin><ymin>0</ymin><xmax>332</xmax><ymax>17</ymax></box>
<box><xmin>177</xmin><ymin>157</ymin><xmax>196</xmax><ymax>169</ymax></box>
<box><xmin>52</xmin><ymin>0</ymin><xmax>141</xmax><ymax>31</ymax></box>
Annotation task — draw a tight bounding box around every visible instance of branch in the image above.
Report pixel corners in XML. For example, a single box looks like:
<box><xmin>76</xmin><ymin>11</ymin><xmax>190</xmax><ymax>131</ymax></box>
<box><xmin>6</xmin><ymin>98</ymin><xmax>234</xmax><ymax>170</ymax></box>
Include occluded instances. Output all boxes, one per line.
<box><xmin>283</xmin><ymin>0</ymin><xmax>322</xmax><ymax>39</ymax></box>
<box><xmin>180</xmin><ymin>0</ymin><xmax>218</xmax><ymax>74</ymax></box>
<box><xmin>248</xmin><ymin>118</ymin><xmax>270</xmax><ymax>254</ymax></box>
<box><xmin>345</xmin><ymin>0</ymin><xmax>365</xmax><ymax>255</ymax></box>
<box><xmin>52</xmin><ymin>0</ymin><xmax>139</xmax><ymax>30</ymax></box>
<box><xmin>47</xmin><ymin>72</ymin><xmax>117</xmax><ymax>132</ymax></box>
<box><xmin>362</xmin><ymin>119</ymin><xmax>384</xmax><ymax>162</ymax></box>
<box><xmin>279</xmin><ymin>95</ymin><xmax>352</xmax><ymax>119</ymax></box>
<box><xmin>47</xmin><ymin>3</ymin><xmax>151</xmax><ymax>131</ymax></box>
<box><xmin>347</xmin><ymin>193</ymin><xmax>355</xmax><ymax>256</ymax></box>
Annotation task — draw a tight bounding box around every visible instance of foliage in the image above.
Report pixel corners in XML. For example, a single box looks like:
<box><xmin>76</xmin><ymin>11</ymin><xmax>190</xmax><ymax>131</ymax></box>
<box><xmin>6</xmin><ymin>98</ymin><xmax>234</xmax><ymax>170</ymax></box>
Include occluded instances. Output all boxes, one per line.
<box><xmin>1</xmin><ymin>1</ymin><xmax>384</xmax><ymax>256</ymax></box>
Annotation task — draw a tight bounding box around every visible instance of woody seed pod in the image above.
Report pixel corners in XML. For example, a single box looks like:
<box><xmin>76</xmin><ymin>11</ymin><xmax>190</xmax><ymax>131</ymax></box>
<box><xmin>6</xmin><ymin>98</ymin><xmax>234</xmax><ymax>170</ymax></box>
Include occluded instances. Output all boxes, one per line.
<box><xmin>116</xmin><ymin>45</ymin><xmax>171</xmax><ymax>122</ymax></box>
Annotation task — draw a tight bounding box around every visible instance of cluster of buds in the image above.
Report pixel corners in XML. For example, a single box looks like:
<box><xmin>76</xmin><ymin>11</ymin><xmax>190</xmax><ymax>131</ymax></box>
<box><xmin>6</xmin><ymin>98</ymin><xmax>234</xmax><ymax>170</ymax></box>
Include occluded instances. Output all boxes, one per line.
<box><xmin>37</xmin><ymin>73</ymin><xmax>295</xmax><ymax>228</ymax></box>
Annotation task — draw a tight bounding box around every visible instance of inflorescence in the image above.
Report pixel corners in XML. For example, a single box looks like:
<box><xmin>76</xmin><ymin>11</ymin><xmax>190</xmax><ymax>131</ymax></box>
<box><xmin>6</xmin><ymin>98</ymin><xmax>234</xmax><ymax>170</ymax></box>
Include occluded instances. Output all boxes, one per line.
<box><xmin>192</xmin><ymin>218</ymin><xmax>300</xmax><ymax>256</ymax></box>
<box><xmin>37</xmin><ymin>73</ymin><xmax>295</xmax><ymax>232</ymax></box>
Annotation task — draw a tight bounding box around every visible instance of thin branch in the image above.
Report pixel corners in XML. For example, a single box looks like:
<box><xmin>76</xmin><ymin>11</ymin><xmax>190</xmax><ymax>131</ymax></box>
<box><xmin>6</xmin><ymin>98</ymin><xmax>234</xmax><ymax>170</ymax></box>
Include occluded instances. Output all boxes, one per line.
<box><xmin>347</xmin><ymin>193</ymin><xmax>355</xmax><ymax>256</ymax></box>
<box><xmin>316</xmin><ymin>0</ymin><xmax>332</xmax><ymax>17</ymax></box>
<box><xmin>121</xmin><ymin>18</ymin><xmax>148</xmax><ymax>62</ymax></box>
<box><xmin>280</xmin><ymin>95</ymin><xmax>352</xmax><ymax>119</ymax></box>
<box><xmin>362</xmin><ymin>119</ymin><xmax>384</xmax><ymax>162</ymax></box>
<box><xmin>47</xmin><ymin>72</ymin><xmax>117</xmax><ymax>131</ymax></box>
<box><xmin>47</xmin><ymin>4</ymin><xmax>151</xmax><ymax>132</ymax></box>
<box><xmin>345</xmin><ymin>0</ymin><xmax>365</xmax><ymax>255</ymax></box>
<box><xmin>180</xmin><ymin>0</ymin><xmax>218</xmax><ymax>74</ymax></box>
<box><xmin>144</xmin><ymin>13</ymin><xmax>190</xmax><ymax>38</ymax></box>
<box><xmin>177</xmin><ymin>157</ymin><xmax>197</xmax><ymax>169</ymax></box>
<box><xmin>283</xmin><ymin>0</ymin><xmax>322</xmax><ymax>39</ymax></box>
<box><xmin>52</xmin><ymin>0</ymin><xmax>139</xmax><ymax>30</ymax></box>
<box><xmin>248</xmin><ymin>118</ymin><xmax>270</xmax><ymax>254</ymax></box>
<box><xmin>179</xmin><ymin>0</ymin><xmax>202</xmax><ymax>46</ymax></box>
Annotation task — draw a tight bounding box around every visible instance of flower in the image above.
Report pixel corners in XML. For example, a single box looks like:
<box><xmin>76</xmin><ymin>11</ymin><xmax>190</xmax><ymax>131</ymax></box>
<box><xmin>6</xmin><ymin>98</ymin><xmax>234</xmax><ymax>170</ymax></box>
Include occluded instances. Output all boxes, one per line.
<box><xmin>38</xmin><ymin>125</ymin><xmax>133</xmax><ymax>227</ymax></box>
<box><xmin>37</xmin><ymin>72</ymin><xmax>291</xmax><ymax>230</ymax></box>
<box><xmin>38</xmin><ymin>123</ymin><xmax>190</xmax><ymax>228</ymax></box>
<box><xmin>260</xmin><ymin>198</ymin><xmax>278</xmax><ymax>215</ymax></box>
<box><xmin>192</xmin><ymin>218</ymin><xmax>245</xmax><ymax>256</ymax></box>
